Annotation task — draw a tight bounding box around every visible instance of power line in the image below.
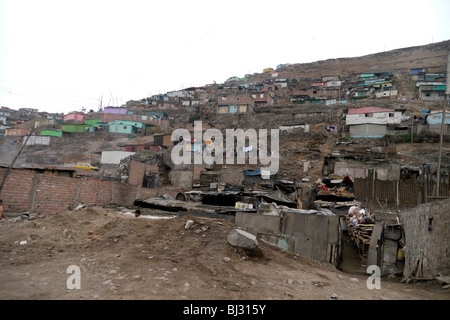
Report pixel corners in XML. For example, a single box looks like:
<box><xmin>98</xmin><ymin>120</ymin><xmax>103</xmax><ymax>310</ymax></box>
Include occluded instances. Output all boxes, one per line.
<box><xmin>0</xmin><ymin>86</ymin><xmax>98</xmax><ymax>107</ymax></box>
<box><xmin>0</xmin><ymin>79</ymin><xmax>99</xmax><ymax>102</ymax></box>
<box><xmin>0</xmin><ymin>88</ymin><xmax>96</xmax><ymax>110</ymax></box>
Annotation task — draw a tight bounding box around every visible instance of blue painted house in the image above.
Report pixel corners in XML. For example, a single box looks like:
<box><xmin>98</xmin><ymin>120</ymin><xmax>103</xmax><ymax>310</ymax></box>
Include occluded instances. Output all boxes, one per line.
<box><xmin>426</xmin><ymin>111</ymin><xmax>450</xmax><ymax>125</ymax></box>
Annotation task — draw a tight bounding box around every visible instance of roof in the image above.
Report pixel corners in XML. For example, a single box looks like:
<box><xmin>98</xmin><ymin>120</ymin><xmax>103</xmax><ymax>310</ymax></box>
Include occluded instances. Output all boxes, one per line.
<box><xmin>348</xmin><ymin>107</ymin><xmax>395</xmax><ymax>115</ymax></box>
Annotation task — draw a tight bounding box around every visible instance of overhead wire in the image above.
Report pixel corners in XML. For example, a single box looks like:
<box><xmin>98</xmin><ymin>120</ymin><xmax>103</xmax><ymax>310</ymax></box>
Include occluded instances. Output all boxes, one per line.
<box><xmin>0</xmin><ymin>86</ymin><xmax>98</xmax><ymax>109</ymax></box>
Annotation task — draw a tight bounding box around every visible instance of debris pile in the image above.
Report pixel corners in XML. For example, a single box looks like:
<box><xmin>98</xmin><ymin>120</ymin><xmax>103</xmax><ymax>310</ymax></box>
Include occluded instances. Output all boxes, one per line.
<box><xmin>345</xmin><ymin>206</ymin><xmax>375</xmax><ymax>261</ymax></box>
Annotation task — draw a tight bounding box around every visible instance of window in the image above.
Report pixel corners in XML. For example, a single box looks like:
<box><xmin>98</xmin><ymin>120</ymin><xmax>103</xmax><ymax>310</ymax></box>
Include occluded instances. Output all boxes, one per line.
<box><xmin>365</xmin><ymin>113</ymin><xmax>373</xmax><ymax>117</ymax></box>
<box><xmin>131</xmin><ymin>147</ymin><xmax>135</xmax><ymax>152</ymax></box>
<box><xmin>123</xmin><ymin>126</ymin><xmax>127</xmax><ymax>129</ymax></box>
<box><xmin>389</xmin><ymin>113</ymin><xmax>394</xmax><ymax>117</ymax></box>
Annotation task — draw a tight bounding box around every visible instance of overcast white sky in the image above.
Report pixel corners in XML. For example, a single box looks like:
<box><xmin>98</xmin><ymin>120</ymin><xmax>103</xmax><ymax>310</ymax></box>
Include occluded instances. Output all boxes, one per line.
<box><xmin>0</xmin><ymin>0</ymin><xmax>449</xmax><ymax>114</ymax></box>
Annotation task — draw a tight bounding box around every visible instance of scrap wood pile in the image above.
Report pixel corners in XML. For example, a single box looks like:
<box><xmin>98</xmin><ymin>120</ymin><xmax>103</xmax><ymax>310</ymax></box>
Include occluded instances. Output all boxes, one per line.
<box><xmin>346</xmin><ymin>206</ymin><xmax>375</xmax><ymax>260</ymax></box>
<box><xmin>314</xmin><ymin>176</ymin><xmax>356</xmax><ymax>202</ymax></box>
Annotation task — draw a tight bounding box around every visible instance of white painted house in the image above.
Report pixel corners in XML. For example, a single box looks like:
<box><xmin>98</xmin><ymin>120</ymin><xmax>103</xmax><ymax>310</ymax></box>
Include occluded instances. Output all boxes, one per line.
<box><xmin>100</xmin><ymin>151</ymin><xmax>135</xmax><ymax>164</ymax></box>
<box><xmin>346</xmin><ymin>107</ymin><xmax>402</xmax><ymax>138</ymax></box>
<box><xmin>346</xmin><ymin>107</ymin><xmax>402</xmax><ymax>125</ymax></box>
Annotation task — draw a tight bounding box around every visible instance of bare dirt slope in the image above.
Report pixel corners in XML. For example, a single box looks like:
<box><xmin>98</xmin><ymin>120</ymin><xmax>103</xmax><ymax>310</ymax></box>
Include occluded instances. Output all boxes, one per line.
<box><xmin>0</xmin><ymin>207</ymin><xmax>448</xmax><ymax>300</ymax></box>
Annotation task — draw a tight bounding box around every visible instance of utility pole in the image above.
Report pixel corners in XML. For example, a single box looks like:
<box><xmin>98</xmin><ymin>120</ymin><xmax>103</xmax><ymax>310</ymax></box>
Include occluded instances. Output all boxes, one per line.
<box><xmin>436</xmin><ymin>53</ymin><xmax>450</xmax><ymax>197</ymax></box>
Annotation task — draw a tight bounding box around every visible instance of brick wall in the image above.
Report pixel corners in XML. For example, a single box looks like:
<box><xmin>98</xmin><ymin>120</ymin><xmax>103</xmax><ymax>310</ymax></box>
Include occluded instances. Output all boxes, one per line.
<box><xmin>78</xmin><ymin>177</ymin><xmax>114</xmax><ymax>206</ymax></box>
<box><xmin>34</xmin><ymin>175</ymin><xmax>78</xmax><ymax>214</ymax></box>
<box><xmin>0</xmin><ymin>169</ymin><xmax>35</xmax><ymax>212</ymax></box>
<box><xmin>0</xmin><ymin>167</ymin><xmax>170</xmax><ymax>214</ymax></box>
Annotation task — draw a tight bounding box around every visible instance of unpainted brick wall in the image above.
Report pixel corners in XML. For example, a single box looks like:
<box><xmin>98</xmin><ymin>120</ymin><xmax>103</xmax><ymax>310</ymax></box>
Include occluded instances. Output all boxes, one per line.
<box><xmin>0</xmin><ymin>167</ymin><xmax>160</xmax><ymax>214</ymax></box>
<box><xmin>128</xmin><ymin>160</ymin><xmax>159</xmax><ymax>186</ymax></box>
<box><xmin>78</xmin><ymin>177</ymin><xmax>114</xmax><ymax>206</ymax></box>
<box><xmin>0</xmin><ymin>169</ymin><xmax>35</xmax><ymax>212</ymax></box>
<box><xmin>34</xmin><ymin>175</ymin><xmax>78</xmax><ymax>214</ymax></box>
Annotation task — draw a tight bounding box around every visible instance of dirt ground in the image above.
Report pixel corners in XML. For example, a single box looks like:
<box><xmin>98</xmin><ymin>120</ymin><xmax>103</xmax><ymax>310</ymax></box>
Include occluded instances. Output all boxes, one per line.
<box><xmin>0</xmin><ymin>206</ymin><xmax>448</xmax><ymax>301</ymax></box>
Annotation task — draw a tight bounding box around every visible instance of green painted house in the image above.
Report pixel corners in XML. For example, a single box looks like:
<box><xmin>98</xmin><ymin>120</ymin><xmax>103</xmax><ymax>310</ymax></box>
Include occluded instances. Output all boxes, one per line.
<box><xmin>40</xmin><ymin>129</ymin><xmax>63</xmax><ymax>138</ymax></box>
<box><xmin>108</xmin><ymin>120</ymin><xmax>145</xmax><ymax>134</ymax></box>
<box><xmin>61</xmin><ymin>124</ymin><xmax>89</xmax><ymax>132</ymax></box>
<box><xmin>85</xmin><ymin>119</ymin><xmax>101</xmax><ymax>126</ymax></box>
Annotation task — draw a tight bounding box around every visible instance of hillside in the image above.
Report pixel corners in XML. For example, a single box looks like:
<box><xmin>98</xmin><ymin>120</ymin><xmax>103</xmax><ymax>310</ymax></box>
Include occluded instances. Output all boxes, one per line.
<box><xmin>0</xmin><ymin>206</ymin><xmax>447</xmax><ymax>300</ymax></box>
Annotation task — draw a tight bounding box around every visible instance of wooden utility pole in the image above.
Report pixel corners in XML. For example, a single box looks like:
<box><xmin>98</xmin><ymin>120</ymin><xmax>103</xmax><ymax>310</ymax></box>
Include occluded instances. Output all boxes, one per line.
<box><xmin>0</xmin><ymin>130</ymin><xmax>34</xmax><ymax>193</ymax></box>
<box><xmin>436</xmin><ymin>53</ymin><xmax>450</xmax><ymax>197</ymax></box>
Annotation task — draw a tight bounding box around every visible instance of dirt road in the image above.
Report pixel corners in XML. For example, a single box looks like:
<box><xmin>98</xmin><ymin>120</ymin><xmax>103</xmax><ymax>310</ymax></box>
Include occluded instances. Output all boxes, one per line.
<box><xmin>0</xmin><ymin>207</ymin><xmax>448</xmax><ymax>300</ymax></box>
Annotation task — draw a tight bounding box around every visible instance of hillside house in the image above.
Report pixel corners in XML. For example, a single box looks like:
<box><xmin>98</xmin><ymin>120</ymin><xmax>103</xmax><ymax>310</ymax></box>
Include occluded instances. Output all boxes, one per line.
<box><xmin>40</xmin><ymin>129</ymin><xmax>63</xmax><ymax>138</ymax></box>
<box><xmin>217</xmin><ymin>94</ymin><xmax>255</xmax><ymax>114</ymax></box>
<box><xmin>419</xmin><ymin>84</ymin><xmax>447</xmax><ymax>101</ymax></box>
<box><xmin>103</xmin><ymin>106</ymin><xmax>128</xmax><ymax>114</ymax></box>
<box><xmin>101</xmin><ymin>113</ymin><xmax>168</xmax><ymax>130</ymax></box>
<box><xmin>124</xmin><ymin>144</ymin><xmax>166</xmax><ymax>153</ymax></box>
<box><xmin>250</xmin><ymin>92</ymin><xmax>274</xmax><ymax>108</ymax></box>
<box><xmin>4</xmin><ymin>128</ymin><xmax>31</xmax><ymax>136</ymax></box>
<box><xmin>290</xmin><ymin>90</ymin><xmax>311</xmax><ymax>103</ymax></box>
<box><xmin>166</xmin><ymin>90</ymin><xmax>195</xmax><ymax>99</ymax></box>
<box><xmin>100</xmin><ymin>151</ymin><xmax>135</xmax><ymax>165</ymax></box>
<box><xmin>346</xmin><ymin>107</ymin><xmax>402</xmax><ymax>138</ymax></box>
<box><xmin>375</xmin><ymin>88</ymin><xmax>398</xmax><ymax>98</ymax></box>
<box><xmin>409</xmin><ymin>68</ymin><xmax>426</xmax><ymax>75</ymax></box>
<box><xmin>108</xmin><ymin>120</ymin><xmax>146</xmax><ymax>134</ymax></box>
<box><xmin>64</xmin><ymin>113</ymin><xmax>84</xmax><ymax>122</ymax></box>
<box><xmin>426</xmin><ymin>111</ymin><xmax>450</xmax><ymax>125</ymax></box>
<box><xmin>61</xmin><ymin>124</ymin><xmax>89</xmax><ymax>133</ymax></box>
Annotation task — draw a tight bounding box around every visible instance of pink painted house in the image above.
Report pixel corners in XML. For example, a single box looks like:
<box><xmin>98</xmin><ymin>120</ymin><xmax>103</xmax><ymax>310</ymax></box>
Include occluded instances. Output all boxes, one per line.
<box><xmin>64</xmin><ymin>113</ymin><xmax>84</xmax><ymax>122</ymax></box>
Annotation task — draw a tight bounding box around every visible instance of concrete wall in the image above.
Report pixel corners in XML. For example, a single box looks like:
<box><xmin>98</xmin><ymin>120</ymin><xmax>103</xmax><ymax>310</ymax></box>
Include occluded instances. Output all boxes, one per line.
<box><xmin>23</xmin><ymin>136</ymin><xmax>51</xmax><ymax>146</ymax></box>
<box><xmin>349</xmin><ymin>123</ymin><xmax>387</xmax><ymax>137</ymax></box>
<box><xmin>399</xmin><ymin>199</ymin><xmax>450</xmax><ymax>279</ymax></box>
